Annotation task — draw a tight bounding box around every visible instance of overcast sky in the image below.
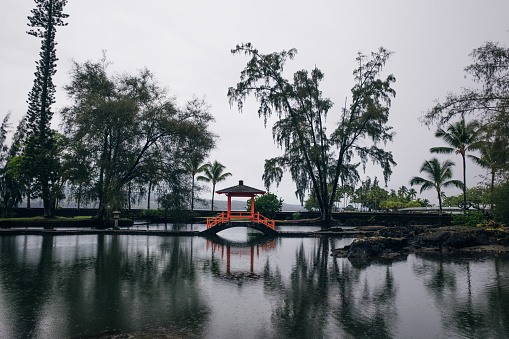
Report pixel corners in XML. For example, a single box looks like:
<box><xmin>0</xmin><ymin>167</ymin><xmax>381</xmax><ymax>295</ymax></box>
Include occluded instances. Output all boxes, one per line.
<box><xmin>1</xmin><ymin>0</ymin><xmax>508</xmax><ymax>206</ymax></box>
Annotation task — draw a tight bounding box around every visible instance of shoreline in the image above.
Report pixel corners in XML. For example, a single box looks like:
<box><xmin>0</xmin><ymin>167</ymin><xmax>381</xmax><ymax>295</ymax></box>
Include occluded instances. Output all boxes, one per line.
<box><xmin>332</xmin><ymin>225</ymin><xmax>509</xmax><ymax>258</ymax></box>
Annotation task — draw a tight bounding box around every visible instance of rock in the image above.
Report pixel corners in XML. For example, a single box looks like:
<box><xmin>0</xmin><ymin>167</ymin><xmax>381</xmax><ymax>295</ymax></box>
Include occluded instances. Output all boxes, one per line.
<box><xmin>345</xmin><ymin>237</ymin><xmax>409</xmax><ymax>259</ymax></box>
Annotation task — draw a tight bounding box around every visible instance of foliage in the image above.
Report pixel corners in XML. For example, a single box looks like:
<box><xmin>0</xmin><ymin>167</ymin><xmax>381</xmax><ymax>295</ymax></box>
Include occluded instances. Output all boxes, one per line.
<box><xmin>246</xmin><ymin>193</ymin><xmax>283</xmax><ymax>219</ymax></box>
<box><xmin>423</xmin><ymin>41</ymin><xmax>509</xmax><ymax>126</ymax></box>
<box><xmin>416</xmin><ymin>198</ymin><xmax>432</xmax><ymax>207</ymax></box>
<box><xmin>493</xmin><ymin>181</ymin><xmax>509</xmax><ymax>225</ymax></box>
<box><xmin>228</xmin><ymin>43</ymin><xmax>396</xmax><ymax>226</ymax></box>
<box><xmin>410</xmin><ymin>158</ymin><xmax>464</xmax><ymax>215</ymax></box>
<box><xmin>451</xmin><ymin>211</ymin><xmax>488</xmax><ymax>227</ymax></box>
<box><xmin>0</xmin><ymin>114</ymin><xmax>23</xmax><ymax>217</ymax></box>
<box><xmin>404</xmin><ymin>201</ymin><xmax>421</xmax><ymax>208</ymax></box>
<box><xmin>442</xmin><ymin>185</ymin><xmax>491</xmax><ymax>212</ymax></box>
<box><xmin>379</xmin><ymin>200</ymin><xmax>403</xmax><ymax>212</ymax></box>
<box><xmin>476</xmin><ymin>219</ymin><xmax>505</xmax><ymax>229</ymax></box>
<box><xmin>304</xmin><ymin>192</ymin><xmax>319</xmax><ymax>211</ymax></box>
<box><xmin>23</xmin><ymin>0</ymin><xmax>68</xmax><ymax>217</ymax></box>
<box><xmin>183</xmin><ymin>154</ymin><xmax>208</xmax><ymax>211</ymax></box>
<box><xmin>351</xmin><ymin>177</ymin><xmax>389</xmax><ymax>211</ymax></box>
<box><xmin>474</xmin><ymin>112</ymin><xmax>509</xmax><ymax>209</ymax></box>
<box><xmin>197</xmin><ymin>160</ymin><xmax>231</xmax><ymax>211</ymax></box>
<box><xmin>62</xmin><ymin>56</ymin><xmax>215</xmax><ymax>220</ymax></box>
<box><xmin>430</xmin><ymin>119</ymin><xmax>482</xmax><ymax>210</ymax></box>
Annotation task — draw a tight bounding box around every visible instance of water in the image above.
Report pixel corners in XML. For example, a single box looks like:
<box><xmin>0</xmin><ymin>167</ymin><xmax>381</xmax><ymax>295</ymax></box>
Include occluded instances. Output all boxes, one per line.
<box><xmin>0</xmin><ymin>226</ymin><xmax>508</xmax><ymax>338</ymax></box>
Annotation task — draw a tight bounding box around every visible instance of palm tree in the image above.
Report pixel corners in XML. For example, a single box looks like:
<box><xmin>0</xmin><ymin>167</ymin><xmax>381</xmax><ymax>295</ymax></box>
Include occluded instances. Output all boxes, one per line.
<box><xmin>472</xmin><ymin>138</ymin><xmax>509</xmax><ymax>211</ymax></box>
<box><xmin>397</xmin><ymin>186</ymin><xmax>409</xmax><ymax>199</ymax></box>
<box><xmin>183</xmin><ymin>155</ymin><xmax>208</xmax><ymax>210</ymax></box>
<box><xmin>198</xmin><ymin>160</ymin><xmax>232</xmax><ymax>211</ymax></box>
<box><xmin>407</xmin><ymin>188</ymin><xmax>417</xmax><ymax>201</ymax></box>
<box><xmin>430</xmin><ymin>119</ymin><xmax>482</xmax><ymax>210</ymax></box>
<box><xmin>410</xmin><ymin>158</ymin><xmax>464</xmax><ymax>216</ymax></box>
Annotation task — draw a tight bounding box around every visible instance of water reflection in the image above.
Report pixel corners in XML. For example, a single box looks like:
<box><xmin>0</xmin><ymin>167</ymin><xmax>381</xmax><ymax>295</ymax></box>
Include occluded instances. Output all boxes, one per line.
<box><xmin>0</xmin><ymin>235</ymin><xmax>209</xmax><ymax>338</ymax></box>
<box><xmin>0</xmin><ymin>233</ymin><xmax>508</xmax><ymax>338</ymax></box>
<box><xmin>412</xmin><ymin>253</ymin><xmax>509</xmax><ymax>338</ymax></box>
<box><xmin>206</xmin><ymin>235</ymin><xmax>275</xmax><ymax>278</ymax></box>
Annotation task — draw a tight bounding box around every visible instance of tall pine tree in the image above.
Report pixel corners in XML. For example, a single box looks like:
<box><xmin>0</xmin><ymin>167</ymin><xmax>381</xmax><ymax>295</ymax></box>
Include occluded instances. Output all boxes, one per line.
<box><xmin>24</xmin><ymin>0</ymin><xmax>68</xmax><ymax>217</ymax></box>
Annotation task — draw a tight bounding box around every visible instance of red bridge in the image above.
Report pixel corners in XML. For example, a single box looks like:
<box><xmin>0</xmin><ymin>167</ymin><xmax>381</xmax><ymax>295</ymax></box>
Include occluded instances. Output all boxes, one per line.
<box><xmin>202</xmin><ymin>180</ymin><xmax>278</xmax><ymax>236</ymax></box>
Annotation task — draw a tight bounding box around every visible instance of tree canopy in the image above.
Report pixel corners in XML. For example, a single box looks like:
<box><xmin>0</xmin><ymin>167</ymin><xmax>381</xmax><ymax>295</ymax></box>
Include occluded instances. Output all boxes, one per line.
<box><xmin>228</xmin><ymin>43</ymin><xmax>396</xmax><ymax>226</ymax></box>
<box><xmin>62</xmin><ymin>56</ymin><xmax>215</xmax><ymax>221</ymax></box>
<box><xmin>410</xmin><ymin>158</ymin><xmax>464</xmax><ymax>215</ymax></box>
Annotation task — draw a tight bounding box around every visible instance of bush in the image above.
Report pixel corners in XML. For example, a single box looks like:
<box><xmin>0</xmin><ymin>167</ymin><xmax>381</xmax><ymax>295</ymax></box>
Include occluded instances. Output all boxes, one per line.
<box><xmin>451</xmin><ymin>211</ymin><xmax>487</xmax><ymax>227</ymax></box>
<box><xmin>494</xmin><ymin>182</ymin><xmax>509</xmax><ymax>225</ymax></box>
<box><xmin>246</xmin><ymin>193</ymin><xmax>283</xmax><ymax>219</ymax></box>
<box><xmin>292</xmin><ymin>212</ymin><xmax>301</xmax><ymax>220</ymax></box>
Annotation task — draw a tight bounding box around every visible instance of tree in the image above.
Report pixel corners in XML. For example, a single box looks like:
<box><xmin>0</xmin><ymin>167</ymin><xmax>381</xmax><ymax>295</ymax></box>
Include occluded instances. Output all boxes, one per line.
<box><xmin>493</xmin><ymin>182</ymin><xmax>509</xmax><ymax>225</ymax></box>
<box><xmin>443</xmin><ymin>185</ymin><xmax>490</xmax><ymax>212</ymax></box>
<box><xmin>198</xmin><ymin>160</ymin><xmax>231</xmax><ymax>211</ymax></box>
<box><xmin>407</xmin><ymin>188</ymin><xmax>417</xmax><ymax>201</ymax></box>
<box><xmin>430</xmin><ymin>119</ymin><xmax>482</xmax><ymax>210</ymax></box>
<box><xmin>410</xmin><ymin>158</ymin><xmax>464</xmax><ymax>216</ymax></box>
<box><xmin>183</xmin><ymin>155</ymin><xmax>207</xmax><ymax>211</ymax></box>
<box><xmin>23</xmin><ymin>0</ymin><xmax>68</xmax><ymax>217</ymax></box>
<box><xmin>64</xmin><ymin>143</ymin><xmax>93</xmax><ymax>210</ymax></box>
<box><xmin>423</xmin><ymin>41</ymin><xmax>509</xmax><ymax>126</ymax></box>
<box><xmin>62</xmin><ymin>57</ymin><xmax>215</xmax><ymax>222</ymax></box>
<box><xmin>246</xmin><ymin>193</ymin><xmax>283</xmax><ymax>219</ymax></box>
<box><xmin>397</xmin><ymin>186</ymin><xmax>409</xmax><ymax>199</ymax></box>
<box><xmin>473</xmin><ymin>110</ymin><xmax>509</xmax><ymax>211</ymax></box>
<box><xmin>228</xmin><ymin>43</ymin><xmax>396</xmax><ymax>227</ymax></box>
<box><xmin>0</xmin><ymin>113</ymin><xmax>23</xmax><ymax>217</ymax></box>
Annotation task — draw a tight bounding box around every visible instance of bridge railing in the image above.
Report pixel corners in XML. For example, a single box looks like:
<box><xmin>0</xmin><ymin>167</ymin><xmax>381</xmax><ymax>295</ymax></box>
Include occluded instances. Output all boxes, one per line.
<box><xmin>229</xmin><ymin>211</ymin><xmax>252</xmax><ymax>219</ymax></box>
<box><xmin>207</xmin><ymin>212</ymin><xmax>226</xmax><ymax>229</ymax></box>
<box><xmin>253</xmin><ymin>212</ymin><xmax>275</xmax><ymax>230</ymax></box>
<box><xmin>206</xmin><ymin>211</ymin><xmax>275</xmax><ymax>230</ymax></box>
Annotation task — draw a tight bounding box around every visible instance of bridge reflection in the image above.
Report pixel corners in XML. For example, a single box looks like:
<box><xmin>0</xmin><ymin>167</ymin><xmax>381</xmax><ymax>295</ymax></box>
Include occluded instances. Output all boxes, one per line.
<box><xmin>206</xmin><ymin>236</ymin><xmax>276</xmax><ymax>278</ymax></box>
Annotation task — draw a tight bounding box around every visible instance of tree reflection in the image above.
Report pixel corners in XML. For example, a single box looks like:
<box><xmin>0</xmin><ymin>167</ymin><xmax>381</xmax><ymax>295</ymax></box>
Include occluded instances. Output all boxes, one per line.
<box><xmin>262</xmin><ymin>238</ymin><xmax>398</xmax><ymax>338</ymax></box>
<box><xmin>0</xmin><ymin>235</ymin><xmax>210</xmax><ymax>338</ymax></box>
<box><xmin>0</xmin><ymin>236</ymin><xmax>57</xmax><ymax>338</ymax></box>
<box><xmin>412</xmin><ymin>254</ymin><xmax>509</xmax><ymax>338</ymax></box>
<box><xmin>331</xmin><ymin>257</ymin><xmax>398</xmax><ymax>338</ymax></box>
<box><xmin>263</xmin><ymin>239</ymin><xmax>330</xmax><ymax>338</ymax></box>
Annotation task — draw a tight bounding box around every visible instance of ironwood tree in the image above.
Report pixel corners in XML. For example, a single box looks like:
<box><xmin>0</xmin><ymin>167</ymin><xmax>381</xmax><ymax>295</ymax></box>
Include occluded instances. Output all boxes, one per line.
<box><xmin>62</xmin><ymin>57</ymin><xmax>215</xmax><ymax>222</ymax></box>
<box><xmin>423</xmin><ymin>40</ymin><xmax>509</xmax><ymax>222</ymax></box>
<box><xmin>23</xmin><ymin>0</ymin><xmax>68</xmax><ymax>217</ymax></box>
<box><xmin>228</xmin><ymin>43</ymin><xmax>396</xmax><ymax>226</ymax></box>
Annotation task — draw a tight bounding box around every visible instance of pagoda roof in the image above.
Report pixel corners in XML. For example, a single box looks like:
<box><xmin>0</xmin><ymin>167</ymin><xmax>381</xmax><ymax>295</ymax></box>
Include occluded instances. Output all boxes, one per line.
<box><xmin>216</xmin><ymin>180</ymin><xmax>266</xmax><ymax>196</ymax></box>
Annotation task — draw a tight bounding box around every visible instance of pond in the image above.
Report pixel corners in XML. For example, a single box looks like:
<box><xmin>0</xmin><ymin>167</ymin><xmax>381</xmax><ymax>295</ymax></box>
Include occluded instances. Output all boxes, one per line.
<box><xmin>0</xmin><ymin>226</ymin><xmax>508</xmax><ymax>338</ymax></box>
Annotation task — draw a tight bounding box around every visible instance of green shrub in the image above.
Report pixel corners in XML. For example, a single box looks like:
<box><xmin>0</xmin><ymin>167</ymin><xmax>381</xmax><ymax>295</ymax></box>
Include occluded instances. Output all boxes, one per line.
<box><xmin>246</xmin><ymin>193</ymin><xmax>283</xmax><ymax>219</ymax></box>
<box><xmin>451</xmin><ymin>211</ymin><xmax>487</xmax><ymax>227</ymax></box>
<box><xmin>494</xmin><ymin>182</ymin><xmax>509</xmax><ymax>225</ymax></box>
<box><xmin>292</xmin><ymin>212</ymin><xmax>301</xmax><ymax>220</ymax></box>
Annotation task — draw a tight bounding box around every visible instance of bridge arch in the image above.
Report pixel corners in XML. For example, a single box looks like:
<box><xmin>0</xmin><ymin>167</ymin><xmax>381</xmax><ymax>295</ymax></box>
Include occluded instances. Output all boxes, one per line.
<box><xmin>201</xmin><ymin>221</ymin><xmax>279</xmax><ymax>236</ymax></box>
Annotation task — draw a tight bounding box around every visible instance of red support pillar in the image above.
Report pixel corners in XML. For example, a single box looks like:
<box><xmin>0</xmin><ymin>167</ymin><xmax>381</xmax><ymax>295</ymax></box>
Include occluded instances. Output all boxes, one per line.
<box><xmin>227</xmin><ymin>194</ymin><xmax>232</xmax><ymax>220</ymax></box>
<box><xmin>250</xmin><ymin>245</ymin><xmax>254</xmax><ymax>273</ymax></box>
<box><xmin>251</xmin><ymin>194</ymin><xmax>255</xmax><ymax>220</ymax></box>
<box><xmin>226</xmin><ymin>245</ymin><xmax>231</xmax><ymax>275</ymax></box>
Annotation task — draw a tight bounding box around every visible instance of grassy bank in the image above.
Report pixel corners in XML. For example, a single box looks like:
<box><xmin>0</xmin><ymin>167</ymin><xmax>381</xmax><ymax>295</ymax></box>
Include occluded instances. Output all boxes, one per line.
<box><xmin>0</xmin><ymin>216</ymin><xmax>133</xmax><ymax>229</ymax></box>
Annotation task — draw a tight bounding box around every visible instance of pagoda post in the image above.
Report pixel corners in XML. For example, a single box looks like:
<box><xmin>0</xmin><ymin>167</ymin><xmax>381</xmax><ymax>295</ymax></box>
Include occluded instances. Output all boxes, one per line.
<box><xmin>227</xmin><ymin>194</ymin><xmax>232</xmax><ymax>220</ymax></box>
<box><xmin>250</xmin><ymin>194</ymin><xmax>255</xmax><ymax>220</ymax></box>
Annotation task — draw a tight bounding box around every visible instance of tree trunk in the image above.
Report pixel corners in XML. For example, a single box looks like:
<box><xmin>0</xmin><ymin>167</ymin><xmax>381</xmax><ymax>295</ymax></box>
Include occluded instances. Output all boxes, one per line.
<box><xmin>211</xmin><ymin>182</ymin><xmax>215</xmax><ymax>211</ymax></box>
<box><xmin>128</xmin><ymin>181</ymin><xmax>132</xmax><ymax>211</ymax></box>
<box><xmin>42</xmin><ymin>179</ymin><xmax>53</xmax><ymax>218</ymax></box>
<box><xmin>191</xmin><ymin>176</ymin><xmax>195</xmax><ymax>211</ymax></box>
<box><xmin>462</xmin><ymin>154</ymin><xmax>467</xmax><ymax>211</ymax></box>
<box><xmin>147</xmin><ymin>182</ymin><xmax>152</xmax><ymax>210</ymax></box>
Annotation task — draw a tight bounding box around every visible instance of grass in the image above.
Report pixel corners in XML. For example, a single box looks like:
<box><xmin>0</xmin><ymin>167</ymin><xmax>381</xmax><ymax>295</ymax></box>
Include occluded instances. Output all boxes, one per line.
<box><xmin>0</xmin><ymin>216</ymin><xmax>93</xmax><ymax>222</ymax></box>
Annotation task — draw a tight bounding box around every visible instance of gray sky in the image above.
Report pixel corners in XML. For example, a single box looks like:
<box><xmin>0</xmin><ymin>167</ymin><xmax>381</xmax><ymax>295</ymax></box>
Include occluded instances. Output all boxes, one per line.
<box><xmin>1</xmin><ymin>0</ymin><xmax>508</xmax><ymax>206</ymax></box>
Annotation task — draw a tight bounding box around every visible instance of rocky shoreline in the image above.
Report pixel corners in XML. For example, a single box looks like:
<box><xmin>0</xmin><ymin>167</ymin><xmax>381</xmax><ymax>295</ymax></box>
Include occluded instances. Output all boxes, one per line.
<box><xmin>331</xmin><ymin>225</ymin><xmax>509</xmax><ymax>259</ymax></box>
